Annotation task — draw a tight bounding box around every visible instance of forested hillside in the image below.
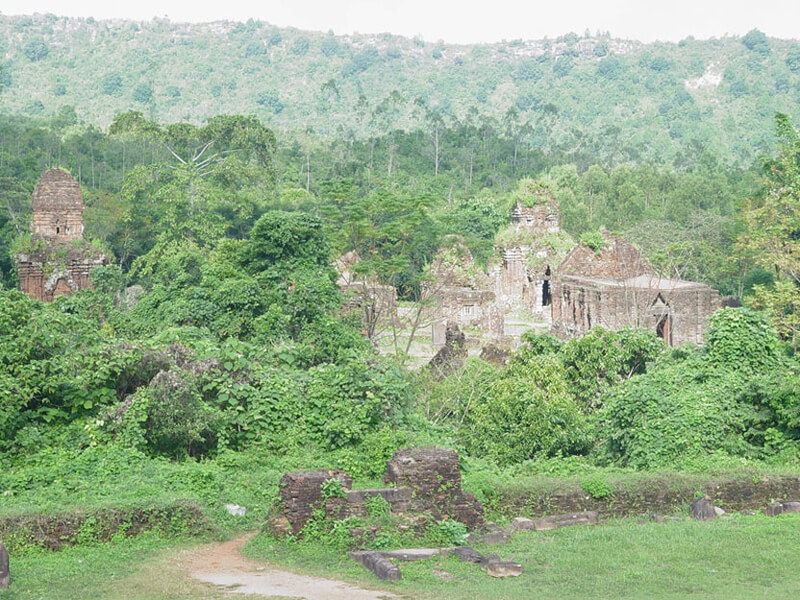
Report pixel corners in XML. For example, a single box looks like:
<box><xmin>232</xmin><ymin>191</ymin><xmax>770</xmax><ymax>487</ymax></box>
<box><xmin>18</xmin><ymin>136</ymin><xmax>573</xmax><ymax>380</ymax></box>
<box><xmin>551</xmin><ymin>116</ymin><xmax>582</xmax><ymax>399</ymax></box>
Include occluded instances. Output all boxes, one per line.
<box><xmin>1</xmin><ymin>14</ymin><xmax>800</xmax><ymax>166</ymax></box>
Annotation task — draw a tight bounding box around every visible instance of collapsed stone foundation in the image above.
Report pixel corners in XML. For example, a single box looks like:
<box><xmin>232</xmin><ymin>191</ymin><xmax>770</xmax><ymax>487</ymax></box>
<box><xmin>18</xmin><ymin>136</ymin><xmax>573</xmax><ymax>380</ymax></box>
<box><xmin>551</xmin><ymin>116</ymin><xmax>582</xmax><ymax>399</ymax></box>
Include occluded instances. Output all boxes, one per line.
<box><xmin>268</xmin><ymin>447</ymin><xmax>483</xmax><ymax>537</ymax></box>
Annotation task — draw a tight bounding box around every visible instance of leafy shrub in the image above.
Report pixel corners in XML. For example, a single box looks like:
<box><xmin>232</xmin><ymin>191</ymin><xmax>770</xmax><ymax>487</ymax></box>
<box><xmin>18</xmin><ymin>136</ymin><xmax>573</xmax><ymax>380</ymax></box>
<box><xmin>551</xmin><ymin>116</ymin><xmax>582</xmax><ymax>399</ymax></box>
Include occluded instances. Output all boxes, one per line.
<box><xmin>244</xmin><ymin>42</ymin><xmax>267</xmax><ymax>58</ymax></box>
<box><xmin>742</xmin><ymin>29</ymin><xmax>770</xmax><ymax>55</ymax></box>
<box><xmin>291</xmin><ymin>37</ymin><xmax>310</xmax><ymax>56</ymax></box>
<box><xmin>256</xmin><ymin>90</ymin><xmax>283</xmax><ymax>114</ymax></box>
<box><xmin>578</xmin><ymin>231</ymin><xmax>606</xmax><ymax>254</ymax></box>
<box><xmin>460</xmin><ymin>355</ymin><xmax>590</xmax><ymax>465</ymax></box>
<box><xmin>596</xmin><ymin>353</ymin><xmax>752</xmax><ymax>469</ymax></box>
<box><xmin>132</xmin><ymin>83</ymin><xmax>152</xmax><ymax>103</ymax></box>
<box><xmin>320</xmin><ymin>33</ymin><xmax>339</xmax><ymax>57</ymax></box>
<box><xmin>364</xmin><ymin>494</ymin><xmax>391</xmax><ymax>519</ymax></box>
<box><xmin>425</xmin><ymin>519</ymin><xmax>467</xmax><ymax>546</ymax></box>
<box><xmin>581</xmin><ymin>475</ymin><xmax>614</xmax><ymax>499</ymax></box>
<box><xmin>305</xmin><ymin>355</ymin><xmax>411</xmax><ymax>450</ymax></box>
<box><xmin>705</xmin><ymin>308</ymin><xmax>779</xmax><ymax>373</ymax></box>
<box><xmin>139</xmin><ymin>369</ymin><xmax>223</xmax><ymax>458</ymax></box>
<box><xmin>101</xmin><ymin>72</ymin><xmax>123</xmax><ymax>95</ymax></box>
<box><xmin>342</xmin><ymin>47</ymin><xmax>381</xmax><ymax>77</ymax></box>
<box><xmin>553</xmin><ymin>56</ymin><xmax>573</xmax><ymax>77</ymax></box>
<box><xmin>320</xmin><ymin>478</ymin><xmax>345</xmax><ymax>499</ymax></box>
<box><xmin>597</xmin><ymin>56</ymin><xmax>623</xmax><ymax>79</ymax></box>
<box><xmin>786</xmin><ymin>45</ymin><xmax>800</xmax><ymax>73</ymax></box>
<box><xmin>559</xmin><ymin>327</ymin><xmax>663</xmax><ymax>410</ymax></box>
<box><xmin>23</xmin><ymin>38</ymin><xmax>48</xmax><ymax>61</ymax></box>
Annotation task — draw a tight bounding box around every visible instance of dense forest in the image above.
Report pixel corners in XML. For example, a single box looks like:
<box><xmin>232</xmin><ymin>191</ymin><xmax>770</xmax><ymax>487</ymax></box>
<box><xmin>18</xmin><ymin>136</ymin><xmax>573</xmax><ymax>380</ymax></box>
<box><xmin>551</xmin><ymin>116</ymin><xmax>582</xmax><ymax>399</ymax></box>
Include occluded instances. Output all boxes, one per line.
<box><xmin>0</xmin><ymin>103</ymin><xmax>798</xmax><ymax>473</ymax></box>
<box><xmin>0</xmin><ymin>13</ymin><xmax>800</xmax><ymax>599</ymax></box>
<box><xmin>1</xmin><ymin>15</ymin><xmax>800</xmax><ymax>167</ymax></box>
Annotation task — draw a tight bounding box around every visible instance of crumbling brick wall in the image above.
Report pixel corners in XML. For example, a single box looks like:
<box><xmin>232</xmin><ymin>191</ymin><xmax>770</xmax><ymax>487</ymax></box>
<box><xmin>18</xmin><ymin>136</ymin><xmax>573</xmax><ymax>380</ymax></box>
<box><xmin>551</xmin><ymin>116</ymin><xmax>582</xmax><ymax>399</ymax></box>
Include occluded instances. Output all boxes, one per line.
<box><xmin>383</xmin><ymin>447</ymin><xmax>484</xmax><ymax>529</ymax></box>
<box><xmin>277</xmin><ymin>469</ymin><xmax>353</xmax><ymax>534</ymax></box>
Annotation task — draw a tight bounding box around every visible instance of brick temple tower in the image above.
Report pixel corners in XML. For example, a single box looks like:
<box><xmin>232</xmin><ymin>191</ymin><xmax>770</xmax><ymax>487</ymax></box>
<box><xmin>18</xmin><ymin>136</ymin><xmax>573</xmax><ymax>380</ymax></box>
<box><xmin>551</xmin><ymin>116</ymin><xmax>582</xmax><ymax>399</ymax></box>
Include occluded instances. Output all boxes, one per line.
<box><xmin>30</xmin><ymin>168</ymin><xmax>85</xmax><ymax>241</ymax></box>
<box><xmin>15</xmin><ymin>169</ymin><xmax>108</xmax><ymax>301</ymax></box>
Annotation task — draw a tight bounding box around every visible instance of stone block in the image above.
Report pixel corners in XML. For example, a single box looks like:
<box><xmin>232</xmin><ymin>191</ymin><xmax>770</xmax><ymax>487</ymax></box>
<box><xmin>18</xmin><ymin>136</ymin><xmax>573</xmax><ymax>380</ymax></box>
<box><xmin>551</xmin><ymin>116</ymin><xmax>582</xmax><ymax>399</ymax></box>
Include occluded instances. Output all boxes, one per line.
<box><xmin>764</xmin><ymin>501</ymin><xmax>800</xmax><ymax>516</ymax></box>
<box><xmin>764</xmin><ymin>502</ymin><xmax>784</xmax><ymax>517</ymax></box>
<box><xmin>377</xmin><ymin>548</ymin><xmax>447</xmax><ymax>562</ymax></box>
<box><xmin>453</xmin><ymin>546</ymin><xmax>484</xmax><ymax>563</ymax></box>
<box><xmin>689</xmin><ymin>497</ymin><xmax>716</xmax><ymax>521</ymax></box>
<box><xmin>780</xmin><ymin>501</ymin><xmax>800</xmax><ymax>514</ymax></box>
<box><xmin>349</xmin><ymin>551</ymin><xmax>401</xmax><ymax>581</ymax></box>
<box><xmin>0</xmin><ymin>541</ymin><xmax>8</xmax><ymax>589</ymax></box>
<box><xmin>511</xmin><ymin>517</ymin><xmax>535</xmax><ymax>531</ymax></box>
<box><xmin>483</xmin><ymin>560</ymin><xmax>522</xmax><ymax>578</ymax></box>
<box><xmin>225</xmin><ymin>504</ymin><xmax>246</xmax><ymax>517</ymax></box>
<box><xmin>533</xmin><ymin>511</ymin><xmax>599</xmax><ymax>531</ymax></box>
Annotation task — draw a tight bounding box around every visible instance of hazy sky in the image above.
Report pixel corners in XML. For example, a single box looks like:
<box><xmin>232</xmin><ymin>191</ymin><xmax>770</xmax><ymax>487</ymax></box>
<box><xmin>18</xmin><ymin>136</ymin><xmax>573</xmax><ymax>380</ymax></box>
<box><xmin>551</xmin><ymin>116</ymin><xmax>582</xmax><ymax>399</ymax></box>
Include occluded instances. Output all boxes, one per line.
<box><xmin>2</xmin><ymin>0</ymin><xmax>799</xmax><ymax>44</ymax></box>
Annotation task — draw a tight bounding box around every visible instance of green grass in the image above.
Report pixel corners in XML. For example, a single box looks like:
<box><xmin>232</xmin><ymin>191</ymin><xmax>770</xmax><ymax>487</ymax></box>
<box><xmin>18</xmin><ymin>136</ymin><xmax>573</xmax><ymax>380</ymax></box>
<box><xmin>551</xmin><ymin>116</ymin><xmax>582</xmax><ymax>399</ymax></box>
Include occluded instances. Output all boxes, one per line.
<box><xmin>0</xmin><ymin>533</ymin><xmax>221</xmax><ymax>600</ymax></box>
<box><xmin>244</xmin><ymin>514</ymin><xmax>800</xmax><ymax>599</ymax></box>
<box><xmin>2</xmin><ymin>512</ymin><xmax>799</xmax><ymax>598</ymax></box>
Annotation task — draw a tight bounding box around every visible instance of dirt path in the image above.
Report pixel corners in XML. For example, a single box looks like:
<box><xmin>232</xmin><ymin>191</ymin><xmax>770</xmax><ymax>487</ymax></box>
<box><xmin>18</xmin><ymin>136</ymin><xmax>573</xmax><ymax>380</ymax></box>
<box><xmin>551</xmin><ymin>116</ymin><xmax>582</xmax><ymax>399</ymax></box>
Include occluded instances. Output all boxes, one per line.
<box><xmin>186</xmin><ymin>534</ymin><xmax>397</xmax><ymax>600</ymax></box>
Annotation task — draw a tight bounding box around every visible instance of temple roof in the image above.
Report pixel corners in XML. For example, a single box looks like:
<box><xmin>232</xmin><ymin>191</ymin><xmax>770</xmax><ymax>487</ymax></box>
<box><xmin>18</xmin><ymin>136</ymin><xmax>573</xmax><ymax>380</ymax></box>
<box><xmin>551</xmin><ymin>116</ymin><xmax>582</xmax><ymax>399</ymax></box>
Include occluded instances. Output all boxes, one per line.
<box><xmin>31</xmin><ymin>169</ymin><xmax>84</xmax><ymax>213</ymax></box>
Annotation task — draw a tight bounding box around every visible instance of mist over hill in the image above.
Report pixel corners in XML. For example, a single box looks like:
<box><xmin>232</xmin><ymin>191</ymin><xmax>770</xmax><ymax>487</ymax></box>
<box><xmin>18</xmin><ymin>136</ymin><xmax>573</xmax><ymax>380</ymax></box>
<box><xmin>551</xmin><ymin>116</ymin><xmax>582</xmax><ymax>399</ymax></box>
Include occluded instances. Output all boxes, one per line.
<box><xmin>1</xmin><ymin>14</ymin><xmax>799</xmax><ymax>166</ymax></box>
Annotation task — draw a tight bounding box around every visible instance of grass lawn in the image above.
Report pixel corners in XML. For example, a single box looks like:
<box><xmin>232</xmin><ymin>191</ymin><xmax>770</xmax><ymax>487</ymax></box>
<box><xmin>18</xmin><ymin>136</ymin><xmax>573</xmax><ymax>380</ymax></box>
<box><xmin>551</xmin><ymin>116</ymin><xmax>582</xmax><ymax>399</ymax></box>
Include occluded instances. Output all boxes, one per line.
<box><xmin>244</xmin><ymin>513</ymin><xmax>800</xmax><ymax>600</ymax></box>
<box><xmin>0</xmin><ymin>534</ymin><xmax>232</xmax><ymax>600</ymax></box>
<box><xmin>2</xmin><ymin>513</ymin><xmax>799</xmax><ymax>599</ymax></box>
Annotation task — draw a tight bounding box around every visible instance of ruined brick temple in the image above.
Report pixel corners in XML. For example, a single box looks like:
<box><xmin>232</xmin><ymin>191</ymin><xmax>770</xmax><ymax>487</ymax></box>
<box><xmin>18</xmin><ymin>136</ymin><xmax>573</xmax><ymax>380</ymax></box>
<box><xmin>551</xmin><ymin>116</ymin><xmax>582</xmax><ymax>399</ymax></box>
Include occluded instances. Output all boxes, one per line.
<box><xmin>14</xmin><ymin>169</ymin><xmax>108</xmax><ymax>302</ymax></box>
<box><xmin>551</xmin><ymin>231</ymin><xmax>720</xmax><ymax>346</ymax></box>
<box><xmin>491</xmin><ymin>184</ymin><xmax>563</xmax><ymax>319</ymax></box>
<box><xmin>335</xmin><ymin>182</ymin><xmax>721</xmax><ymax>353</ymax></box>
<box><xmin>424</xmin><ymin>236</ymin><xmax>503</xmax><ymax>345</ymax></box>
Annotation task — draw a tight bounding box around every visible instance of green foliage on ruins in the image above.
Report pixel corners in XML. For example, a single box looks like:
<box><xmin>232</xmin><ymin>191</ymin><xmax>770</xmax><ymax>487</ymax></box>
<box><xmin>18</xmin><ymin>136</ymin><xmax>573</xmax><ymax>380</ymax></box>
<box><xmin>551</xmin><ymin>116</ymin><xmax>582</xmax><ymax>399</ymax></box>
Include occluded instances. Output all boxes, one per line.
<box><xmin>0</xmin><ymin>16</ymin><xmax>800</xmax><ymax>598</ymax></box>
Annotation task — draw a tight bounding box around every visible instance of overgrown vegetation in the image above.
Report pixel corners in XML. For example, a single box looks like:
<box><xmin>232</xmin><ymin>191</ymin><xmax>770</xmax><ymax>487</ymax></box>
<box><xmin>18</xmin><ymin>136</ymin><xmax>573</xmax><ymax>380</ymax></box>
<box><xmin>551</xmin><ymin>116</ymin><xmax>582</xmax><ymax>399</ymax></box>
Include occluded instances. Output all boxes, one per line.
<box><xmin>0</xmin><ymin>19</ymin><xmax>799</xmax><ymax>597</ymax></box>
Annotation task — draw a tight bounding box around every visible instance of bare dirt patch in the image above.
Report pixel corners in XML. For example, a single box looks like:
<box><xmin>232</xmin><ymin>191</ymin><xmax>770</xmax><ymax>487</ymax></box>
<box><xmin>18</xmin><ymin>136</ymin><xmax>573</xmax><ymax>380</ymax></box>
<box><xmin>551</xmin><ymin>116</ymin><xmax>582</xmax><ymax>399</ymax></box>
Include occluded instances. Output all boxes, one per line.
<box><xmin>185</xmin><ymin>534</ymin><xmax>396</xmax><ymax>600</ymax></box>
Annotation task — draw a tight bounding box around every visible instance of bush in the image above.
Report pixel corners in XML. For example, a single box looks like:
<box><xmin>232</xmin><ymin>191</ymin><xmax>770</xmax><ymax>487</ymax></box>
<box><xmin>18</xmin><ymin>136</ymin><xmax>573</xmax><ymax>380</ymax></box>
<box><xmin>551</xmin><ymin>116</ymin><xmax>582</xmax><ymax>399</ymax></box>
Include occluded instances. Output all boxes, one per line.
<box><xmin>305</xmin><ymin>355</ymin><xmax>411</xmax><ymax>450</ymax></box>
<box><xmin>23</xmin><ymin>39</ymin><xmax>49</xmax><ymax>62</ymax></box>
<box><xmin>291</xmin><ymin>37</ymin><xmax>310</xmax><ymax>56</ymax></box>
<box><xmin>256</xmin><ymin>91</ymin><xmax>283</xmax><ymax>114</ymax></box>
<box><xmin>101</xmin><ymin>72</ymin><xmax>123</xmax><ymax>96</ymax></box>
<box><xmin>460</xmin><ymin>355</ymin><xmax>590</xmax><ymax>465</ymax></box>
<box><xmin>596</xmin><ymin>356</ymin><xmax>751</xmax><ymax>469</ymax></box>
<box><xmin>705</xmin><ymin>308</ymin><xmax>780</xmax><ymax>373</ymax></box>
<box><xmin>132</xmin><ymin>83</ymin><xmax>152</xmax><ymax>103</ymax></box>
<box><xmin>742</xmin><ymin>29</ymin><xmax>770</xmax><ymax>55</ymax></box>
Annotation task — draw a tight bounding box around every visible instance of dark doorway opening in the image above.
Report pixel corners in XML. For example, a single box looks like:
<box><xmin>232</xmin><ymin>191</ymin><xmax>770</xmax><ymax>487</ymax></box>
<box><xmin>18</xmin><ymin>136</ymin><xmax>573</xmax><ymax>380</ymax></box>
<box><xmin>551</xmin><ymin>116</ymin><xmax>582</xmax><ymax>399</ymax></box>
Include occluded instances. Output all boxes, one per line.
<box><xmin>542</xmin><ymin>265</ymin><xmax>552</xmax><ymax>307</ymax></box>
<box><xmin>656</xmin><ymin>315</ymin><xmax>669</xmax><ymax>344</ymax></box>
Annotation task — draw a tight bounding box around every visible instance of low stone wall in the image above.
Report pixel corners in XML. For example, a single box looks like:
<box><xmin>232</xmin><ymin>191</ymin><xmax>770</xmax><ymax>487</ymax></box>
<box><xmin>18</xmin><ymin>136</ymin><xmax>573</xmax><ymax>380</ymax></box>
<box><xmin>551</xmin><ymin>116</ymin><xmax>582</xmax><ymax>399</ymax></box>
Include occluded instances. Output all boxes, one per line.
<box><xmin>496</xmin><ymin>475</ymin><xmax>800</xmax><ymax>518</ymax></box>
<box><xmin>0</xmin><ymin>500</ymin><xmax>212</xmax><ymax>552</ymax></box>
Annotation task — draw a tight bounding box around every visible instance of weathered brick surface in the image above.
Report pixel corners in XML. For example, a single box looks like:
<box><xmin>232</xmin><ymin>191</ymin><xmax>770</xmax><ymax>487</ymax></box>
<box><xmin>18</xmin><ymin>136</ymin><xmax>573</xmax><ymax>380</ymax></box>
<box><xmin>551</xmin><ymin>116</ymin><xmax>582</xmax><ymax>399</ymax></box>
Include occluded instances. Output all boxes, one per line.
<box><xmin>551</xmin><ymin>231</ymin><xmax>719</xmax><ymax>346</ymax></box>
<box><xmin>15</xmin><ymin>169</ymin><xmax>109</xmax><ymax>302</ymax></box>
<box><xmin>383</xmin><ymin>447</ymin><xmax>484</xmax><ymax>529</ymax></box>
<box><xmin>277</xmin><ymin>470</ymin><xmax>352</xmax><ymax>534</ymax></box>
<box><xmin>31</xmin><ymin>168</ymin><xmax>85</xmax><ymax>241</ymax></box>
<box><xmin>0</xmin><ymin>540</ymin><xmax>8</xmax><ymax>589</ymax></box>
